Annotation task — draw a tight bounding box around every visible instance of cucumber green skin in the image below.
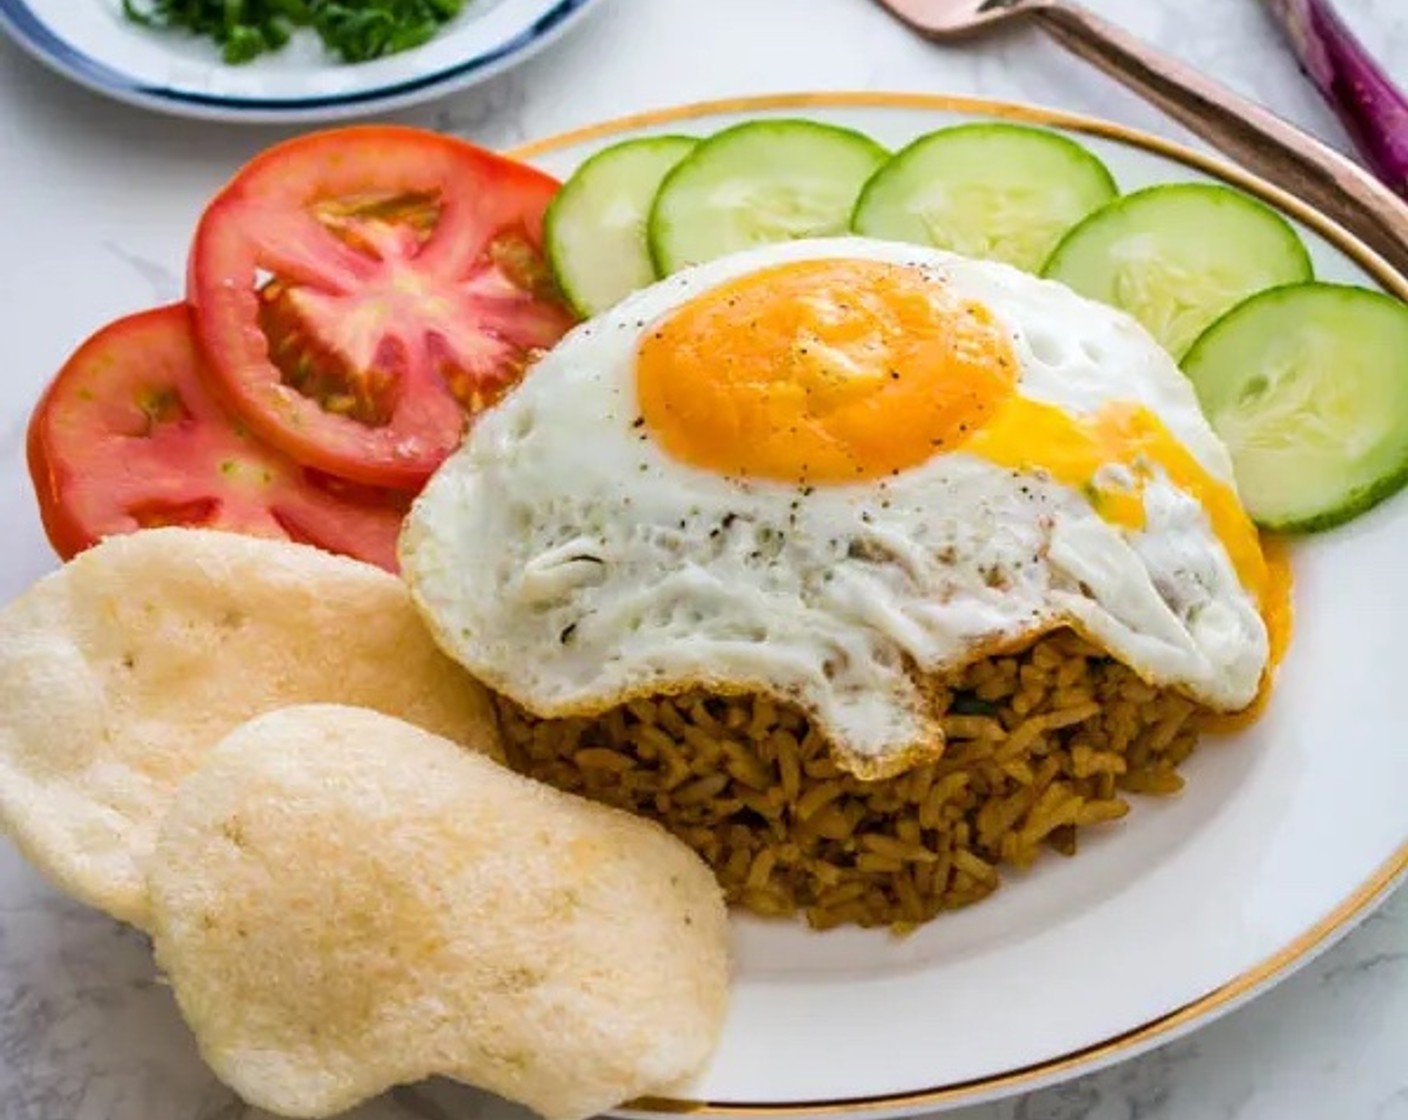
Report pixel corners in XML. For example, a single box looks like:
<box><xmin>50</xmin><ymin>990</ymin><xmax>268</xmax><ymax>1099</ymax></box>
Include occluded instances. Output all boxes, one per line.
<box><xmin>1182</xmin><ymin>282</ymin><xmax>1408</xmax><ymax>534</ymax></box>
<box><xmin>850</xmin><ymin>122</ymin><xmax>1119</xmax><ymax>272</ymax></box>
<box><xmin>1041</xmin><ymin>182</ymin><xmax>1314</xmax><ymax>358</ymax></box>
<box><xmin>544</xmin><ymin>135</ymin><xmax>699</xmax><ymax>318</ymax></box>
<box><xmin>646</xmin><ymin>119</ymin><xmax>890</xmax><ymax>276</ymax></box>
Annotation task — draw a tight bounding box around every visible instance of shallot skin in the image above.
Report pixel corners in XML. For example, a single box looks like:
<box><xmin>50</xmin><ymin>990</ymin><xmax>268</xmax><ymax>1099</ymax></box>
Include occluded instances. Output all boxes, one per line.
<box><xmin>1263</xmin><ymin>0</ymin><xmax>1408</xmax><ymax>199</ymax></box>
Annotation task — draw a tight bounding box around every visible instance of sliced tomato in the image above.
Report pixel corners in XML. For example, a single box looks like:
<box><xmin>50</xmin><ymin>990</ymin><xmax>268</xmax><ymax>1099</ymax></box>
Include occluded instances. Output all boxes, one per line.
<box><xmin>187</xmin><ymin>125</ymin><xmax>578</xmax><ymax>489</ymax></box>
<box><xmin>27</xmin><ymin>304</ymin><xmax>411</xmax><ymax>571</ymax></box>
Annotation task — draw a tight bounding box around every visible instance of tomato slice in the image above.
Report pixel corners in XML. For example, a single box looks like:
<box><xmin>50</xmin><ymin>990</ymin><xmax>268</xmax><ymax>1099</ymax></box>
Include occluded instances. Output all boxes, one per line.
<box><xmin>187</xmin><ymin>126</ymin><xmax>578</xmax><ymax>489</ymax></box>
<box><xmin>27</xmin><ymin>304</ymin><xmax>411</xmax><ymax>571</ymax></box>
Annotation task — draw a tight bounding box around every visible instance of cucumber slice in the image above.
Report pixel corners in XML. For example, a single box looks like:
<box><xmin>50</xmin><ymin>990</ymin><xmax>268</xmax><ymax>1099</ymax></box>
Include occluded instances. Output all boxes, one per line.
<box><xmin>850</xmin><ymin>122</ymin><xmax>1118</xmax><ymax>273</ymax></box>
<box><xmin>544</xmin><ymin>135</ymin><xmax>699</xmax><ymax>317</ymax></box>
<box><xmin>1042</xmin><ymin>183</ymin><xmax>1313</xmax><ymax>359</ymax></box>
<box><xmin>648</xmin><ymin>119</ymin><xmax>889</xmax><ymax>275</ymax></box>
<box><xmin>1181</xmin><ymin>283</ymin><xmax>1408</xmax><ymax>532</ymax></box>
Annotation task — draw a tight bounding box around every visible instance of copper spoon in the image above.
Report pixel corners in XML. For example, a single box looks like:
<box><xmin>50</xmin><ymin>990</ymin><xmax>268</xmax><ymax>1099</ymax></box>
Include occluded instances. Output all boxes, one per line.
<box><xmin>871</xmin><ymin>0</ymin><xmax>1408</xmax><ymax>278</ymax></box>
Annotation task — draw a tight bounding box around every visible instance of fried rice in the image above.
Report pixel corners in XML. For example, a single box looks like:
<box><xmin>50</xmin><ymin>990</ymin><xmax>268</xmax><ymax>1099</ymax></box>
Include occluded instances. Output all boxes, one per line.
<box><xmin>494</xmin><ymin>629</ymin><xmax>1212</xmax><ymax>933</ymax></box>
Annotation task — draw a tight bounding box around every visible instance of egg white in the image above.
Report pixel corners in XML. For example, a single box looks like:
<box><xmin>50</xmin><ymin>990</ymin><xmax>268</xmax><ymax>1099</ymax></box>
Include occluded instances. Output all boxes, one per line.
<box><xmin>401</xmin><ymin>237</ymin><xmax>1268</xmax><ymax>775</ymax></box>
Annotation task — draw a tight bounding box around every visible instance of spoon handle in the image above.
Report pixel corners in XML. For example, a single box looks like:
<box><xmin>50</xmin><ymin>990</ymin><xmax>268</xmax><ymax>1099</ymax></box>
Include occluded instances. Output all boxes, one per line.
<box><xmin>1032</xmin><ymin>1</ymin><xmax>1408</xmax><ymax>279</ymax></box>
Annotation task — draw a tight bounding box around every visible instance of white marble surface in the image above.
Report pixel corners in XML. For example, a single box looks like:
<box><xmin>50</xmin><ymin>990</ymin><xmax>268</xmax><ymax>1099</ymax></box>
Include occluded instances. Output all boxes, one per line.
<box><xmin>0</xmin><ymin>0</ymin><xmax>1405</xmax><ymax>1118</ymax></box>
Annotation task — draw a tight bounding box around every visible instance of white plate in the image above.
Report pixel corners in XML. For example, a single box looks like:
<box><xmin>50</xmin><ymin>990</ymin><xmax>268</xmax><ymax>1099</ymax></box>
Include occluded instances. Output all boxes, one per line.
<box><xmin>0</xmin><ymin>93</ymin><xmax>1403</xmax><ymax>1118</ymax></box>
<box><xmin>506</xmin><ymin>95</ymin><xmax>1408</xmax><ymax>1117</ymax></box>
<box><xmin>0</xmin><ymin>0</ymin><xmax>602</xmax><ymax>122</ymax></box>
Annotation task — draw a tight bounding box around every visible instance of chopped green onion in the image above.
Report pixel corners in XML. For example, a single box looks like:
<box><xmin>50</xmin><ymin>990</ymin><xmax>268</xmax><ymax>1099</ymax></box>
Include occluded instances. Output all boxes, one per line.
<box><xmin>122</xmin><ymin>0</ymin><xmax>468</xmax><ymax>65</ymax></box>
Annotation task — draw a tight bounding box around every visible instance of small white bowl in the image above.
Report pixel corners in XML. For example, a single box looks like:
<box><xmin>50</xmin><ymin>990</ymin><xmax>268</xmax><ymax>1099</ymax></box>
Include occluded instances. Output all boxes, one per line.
<box><xmin>0</xmin><ymin>0</ymin><xmax>604</xmax><ymax>123</ymax></box>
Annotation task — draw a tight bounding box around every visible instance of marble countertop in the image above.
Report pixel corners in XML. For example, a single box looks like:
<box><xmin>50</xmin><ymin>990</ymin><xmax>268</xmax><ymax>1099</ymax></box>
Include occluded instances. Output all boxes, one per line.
<box><xmin>0</xmin><ymin>0</ymin><xmax>1404</xmax><ymax>1117</ymax></box>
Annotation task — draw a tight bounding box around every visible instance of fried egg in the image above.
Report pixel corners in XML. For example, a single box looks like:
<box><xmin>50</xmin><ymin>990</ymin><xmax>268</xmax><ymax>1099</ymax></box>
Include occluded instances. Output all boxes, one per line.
<box><xmin>401</xmin><ymin>237</ymin><xmax>1276</xmax><ymax>777</ymax></box>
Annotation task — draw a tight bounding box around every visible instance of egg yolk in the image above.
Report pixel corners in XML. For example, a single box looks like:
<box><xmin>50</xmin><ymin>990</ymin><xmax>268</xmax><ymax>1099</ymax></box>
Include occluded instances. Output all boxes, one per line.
<box><xmin>635</xmin><ymin>256</ymin><xmax>1274</xmax><ymax>616</ymax></box>
<box><xmin>636</xmin><ymin>259</ymin><xmax>1019</xmax><ymax>484</ymax></box>
<box><xmin>966</xmin><ymin>397</ymin><xmax>1270</xmax><ymax>604</ymax></box>
<box><xmin>1207</xmin><ymin>535</ymin><xmax>1294</xmax><ymax>729</ymax></box>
